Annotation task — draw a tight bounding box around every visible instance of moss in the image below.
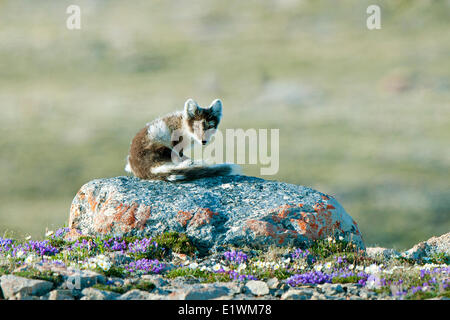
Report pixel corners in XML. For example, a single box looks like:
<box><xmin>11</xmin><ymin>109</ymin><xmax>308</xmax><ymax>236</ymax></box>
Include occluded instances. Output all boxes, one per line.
<box><xmin>92</xmin><ymin>283</ymin><xmax>128</xmax><ymax>294</ymax></box>
<box><xmin>154</xmin><ymin>232</ymin><xmax>196</xmax><ymax>256</ymax></box>
<box><xmin>166</xmin><ymin>267</ymin><xmax>231</xmax><ymax>283</ymax></box>
<box><xmin>96</xmin><ymin>266</ymin><xmax>125</xmax><ymax>278</ymax></box>
<box><xmin>134</xmin><ymin>281</ymin><xmax>156</xmax><ymax>292</ymax></box>
<box><xmin>13</xmin><ymin>268</ymin><xmax>63</xmax><ymax>288</ymax></box>
<box><xmin>243</xmin><ymin>267</ymin><xmax>292</xmax><ymax>281</ymax></box>
<box><xmin>0</xmin><ymin>265</ymin><xmax>12</xmax><ymax>276</ymax></box>
<box><xmin>332</xmin><ymin>275</ymin><xmax>364</xmax><ymax>284</ymax></box>
<box><xmin>47</xmin><ymin>238</ymin><xmax>67</xmax><ymax>250</ymax></box>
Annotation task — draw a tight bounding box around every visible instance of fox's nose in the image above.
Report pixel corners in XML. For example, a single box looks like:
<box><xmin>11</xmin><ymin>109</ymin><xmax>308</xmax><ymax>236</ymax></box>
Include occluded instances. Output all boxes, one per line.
<box><xmin>202</xmin><ymin>140</ymin><xmax>207</xmax><ymax>145</ymax></box>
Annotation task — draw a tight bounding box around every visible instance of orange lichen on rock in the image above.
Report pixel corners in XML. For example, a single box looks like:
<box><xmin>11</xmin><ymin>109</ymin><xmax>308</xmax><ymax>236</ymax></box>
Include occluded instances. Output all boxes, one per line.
<box><xmin>290</xmin><ymin>204</ymin><xmax>343</xmax><ymax>240</ymax></box>
<box><xmin>92</xmin><ymin>201</ymin><xmax>151</xmax><ymax>234</ymax></box>
<box><xmin>313</xmin><ymin>202</ymin><xmax>326</xmax><ymax>213</ymax></box>
<box><xmin>271</xmin><ymin>203</ymin><xmax>304</xmax><ymax>222</ymax></box>
<box><xmin>245</xmin><ymin>219</ymin><xmax>276</xmax><ymax>237</ymax></box>
<box><xmin>77</xmin><ymin>190</ymin><xmax>86</xmax><ymax>201</ymax></box>
<box><xmin>188</xmin><ymin>208</ymin><xmax>219</xmax><ymax>228</ymax></box>
<box><xmin>87</xmin><ymin>193</ymin><xmax>98</xmax><ymax>212</ymax></box>
<box><xmin>177</xmin><ymin>210</ymin><xmax>194</xmax><ymax>227</ymax></box>
<box><xmin>292</xmin><ymin>218</ymin><xmax>315</xmax><ymax>239</ymax></box>
<box><xmin>64</xmin><ymin>228</ymin><xmax>83</xmax><ymax>241</ymax></box>
<box><xmin>70</xmin><ymin>203</ymin><xmax>80</xmax><ymax>219</ymax></box>
<box><xmin>245</xmin><ymin>219</ymin><xmax>299</xmax><ymax>245</ymax></box>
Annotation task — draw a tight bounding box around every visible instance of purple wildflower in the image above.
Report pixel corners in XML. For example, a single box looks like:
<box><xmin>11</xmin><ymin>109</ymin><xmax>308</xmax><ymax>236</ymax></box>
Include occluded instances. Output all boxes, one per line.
<box><xmin>223</xmin><ymin>250</ymin><xmax>248</xmax><ymax>264</ymax></box>
<box><xmin>291</xmin><ymin>248</ymin><xmax>310</xmax><ymax>260</ymax></box>
<box><xmin>125</xmin><ymin>258</ymin><xmax>165</xmax><ymax>274</ymax></box>
<box><xmin>25</xmin><ymin>240</ymin><xmax>59</xmax><ymax>256</ymax></box>
<box><xmin>286</xmin><ymin>271</ymin><xmax>333</xmax><ymax>286</ymax></box>
<box><xmin>223</xmin><ymin>270</ymin><xmax>258</xmax><ymax>281</ymax></box>
<box><xmin>103</xmin><ymin>237</ymin><xmax>127</xmax><ymax>252</ymax></box>
<box><xmin>0</xmin><ymin>238</ymin><xmax>14</xmax><ymax>253</ymax></box>
<box><xmin>52</xmin><ymin>227</ymin><xmax>70</xmax><ymax>239</ymax></box>
<box><xmin>128</xmin><ymin>237</ymin><xmax>159</xmax><ymax>256</ymax></box>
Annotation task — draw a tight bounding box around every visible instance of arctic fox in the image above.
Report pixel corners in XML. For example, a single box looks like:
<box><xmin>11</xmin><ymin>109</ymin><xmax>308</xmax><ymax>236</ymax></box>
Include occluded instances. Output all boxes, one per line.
<box><xmin>125</xmin><ymin>98</ymin><xmax>241</xmax><ymax>181</ymax></box>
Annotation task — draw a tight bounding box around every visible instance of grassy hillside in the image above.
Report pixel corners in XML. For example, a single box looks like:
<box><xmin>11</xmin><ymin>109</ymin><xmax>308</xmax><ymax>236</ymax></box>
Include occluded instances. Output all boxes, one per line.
<box><xmin>0</xmin><ymin>0</ymin><xmax>449</xmax><ymax>249</ymax></box>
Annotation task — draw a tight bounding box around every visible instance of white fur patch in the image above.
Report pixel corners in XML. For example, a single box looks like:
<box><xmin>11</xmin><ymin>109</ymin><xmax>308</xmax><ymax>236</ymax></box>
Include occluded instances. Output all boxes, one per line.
<box><xmin>124</xmin><ymin>156</ymin><xmax>133</xmax><ymax>174</ymax></box>
<box><xmin>151</xmin><ymin>163</ymin><xmax>174</xmax><ymax>174</ymax></box>
<box><xmin>167</xmin><ymin>174</ymin><xmax>185</xmax><ymax>181</ymax></box>
<box><xmin>151</xmin><ymin>160</ymin><xmax>194</xmax><ymax>174</ymax></box>
<box><xmin>147</xmin><ymin>118</ymin><xmax>171</xmax><ymax>145</ymax></box>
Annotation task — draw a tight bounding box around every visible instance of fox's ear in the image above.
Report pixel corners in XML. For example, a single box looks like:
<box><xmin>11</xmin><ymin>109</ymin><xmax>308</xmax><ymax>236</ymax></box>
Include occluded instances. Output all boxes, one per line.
<box><xmin>209</xmin><ymin>99</ymin><xmax>222</xmax><ymax>118</ymax></box>
<box><xmin>184</xmin><ymin>98</ymin><xmax>199</xmax><ymax>118</ymax></box>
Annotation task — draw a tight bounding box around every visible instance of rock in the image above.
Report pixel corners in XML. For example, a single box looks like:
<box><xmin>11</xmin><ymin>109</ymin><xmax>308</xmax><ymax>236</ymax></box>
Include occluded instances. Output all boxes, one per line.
<box><xmin>366</xmin><ymin>247</ymin><xmax>400</xmax><ymax>260</ymax></box>
<box><xmin>310</xmin><ymin>292</ymin><xmax>328</xmax><ymax>300</ymax></box>
<box><xmin>402</xmin><ymin>232</ymin><xmax>449</xmax><ymax>260</ymax></box>
<box><xmin>266</xmin><ymin>277</ymin><xmax>279</xmax><ymax>289</ymax></box>
<box><xmin>318</xmin><ymin>283</ymin><xmax>344</xmax><ymax>295</ymax></box>
<box><xmin>61</xmin><ymin>269</ymin><xmax>105</xmax><ymax>290</ymax></box>
<box><xmin>48</xmin><ymin>289</ymin><xmax>74</xmax><ymax>300</ymax></box>
<box><xmin>141</xmin><ymin>274</ymin><xmax>168</xmax><ymax>287</ymax></box>
<box><xmin>343</xmin><ymin>284</ymin><xmax>362</xmax><ymax>295</ymax></box>
<box><xmin>12</xmin><ymin>292</ymin><xmax>41</xmax><ymax>300</ymax></box>
<box><xmin>244</xmin><ymin>280</ymin><xmax>269</xmax><ymax>296</ymax></box>
<box><xmin>358</xmin><ymin>290</ymin><xmax>376</xmax><ymax>299</ymax></box>
<box><xmin>274</xmin><ymin>289</ymin><xmax>285</xmax><ymax>297</ymax></box>
<box><xmin>80</xmin><ymin>287</ymin><xmax>120</xmax><ymax>300</ymax></box>
<box><xmin>232</xmin><ymin>293</ymin><xmax>259</xmax><ymax>300</ymax></box>
<box><xmin>281</xmin><ymin>288</ymin><xmax>314</xmax><ymax>300</ymax></box>
<box><xmin>118</xmin><ymin>289</ymin><xmax>164</xmax><ymax>300</ymax></box>
<box><xmin>166</xmin><ymin>290</ymin><xmax>188</xmax><ymax>300</ymax></box>
<box><xmin>0</xmin><ymin>275</ymin><xmax>53</xmax><ymax>299</ymax></box>
<box><xmin>67</xmin><ymin>176</ymin><xmax>365</xmax><ymax>253</ymax></box>
<box><xmin>184</xmin><ymin>284</ymin><xmax>232</xmax><ymax>300</ymax></box>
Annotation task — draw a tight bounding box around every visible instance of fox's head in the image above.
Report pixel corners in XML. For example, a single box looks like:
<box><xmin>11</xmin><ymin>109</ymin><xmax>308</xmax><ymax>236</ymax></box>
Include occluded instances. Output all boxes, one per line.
<box><xmin>184</xmin><ymin>98</ymin><xmax>222</xmax><ymax>145</ymax></box>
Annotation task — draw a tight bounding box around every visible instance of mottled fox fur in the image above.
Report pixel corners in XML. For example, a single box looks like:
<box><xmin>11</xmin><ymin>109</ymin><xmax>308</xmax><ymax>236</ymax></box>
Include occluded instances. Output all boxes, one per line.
<box><xmin>125</xmin><ymin>98</ymin><xmax>240</xmax><ymax>181</ymax></box>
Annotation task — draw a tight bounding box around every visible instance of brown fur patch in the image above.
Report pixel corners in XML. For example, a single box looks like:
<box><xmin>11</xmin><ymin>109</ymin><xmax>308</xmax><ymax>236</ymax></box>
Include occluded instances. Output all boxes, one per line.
<box><xmin>186</xmin><ymin>109</ymin><xmax>219</xmax><ymax>135</ymax></box>
<box><xmin>128</xmin><ymin>127</ymin><xmax>173</xmax><ymax>179</ymax></box>
<box><xmin>163</xmin><ymin>113</ymin><xmax>183</xmax><ymax>132</ymax></box>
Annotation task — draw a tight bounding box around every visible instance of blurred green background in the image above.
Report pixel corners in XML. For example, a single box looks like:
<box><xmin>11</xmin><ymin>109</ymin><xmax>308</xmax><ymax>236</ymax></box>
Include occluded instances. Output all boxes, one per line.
<box><xmin>0</xmin><ymin>0</ymin><xmax>449</xmax><ymax>249</ymax></box>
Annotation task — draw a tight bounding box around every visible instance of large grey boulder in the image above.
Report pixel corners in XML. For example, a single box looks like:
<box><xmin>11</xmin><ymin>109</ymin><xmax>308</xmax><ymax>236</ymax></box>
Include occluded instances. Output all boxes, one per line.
<box><xmin>67</xmin><ymin>175</ymin><xmax>364</xmax><ymax>253</ymax></box>
<box><xmin>0</xmin><ymin>275</ymin><xmax>53</xmax><ymax>299</ymax></box>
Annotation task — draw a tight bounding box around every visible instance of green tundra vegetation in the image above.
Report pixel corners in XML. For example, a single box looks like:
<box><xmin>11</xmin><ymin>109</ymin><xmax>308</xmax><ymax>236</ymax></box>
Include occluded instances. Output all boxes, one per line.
<box><xmin>0</xmin><ymin>0</ymin><xmax>449</xmax><ymax>250</ymax></box>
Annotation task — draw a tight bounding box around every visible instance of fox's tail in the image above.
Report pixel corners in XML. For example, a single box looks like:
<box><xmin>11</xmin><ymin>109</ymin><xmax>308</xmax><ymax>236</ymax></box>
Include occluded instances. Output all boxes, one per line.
<box><xmin>150</xmin><ymin>161</ymin><xmax>241</xmax><ymax>181</ymax></box>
